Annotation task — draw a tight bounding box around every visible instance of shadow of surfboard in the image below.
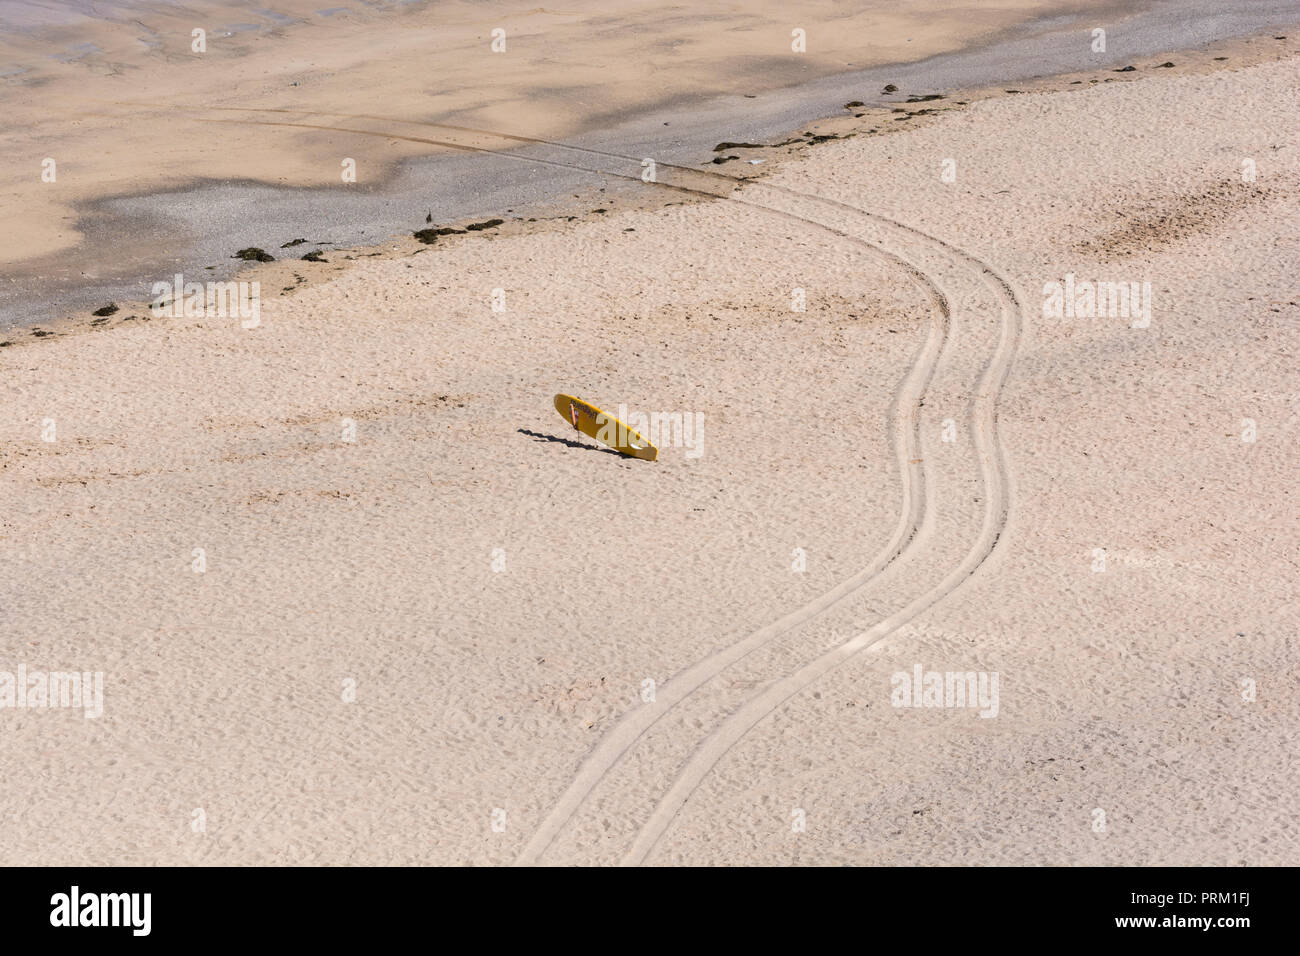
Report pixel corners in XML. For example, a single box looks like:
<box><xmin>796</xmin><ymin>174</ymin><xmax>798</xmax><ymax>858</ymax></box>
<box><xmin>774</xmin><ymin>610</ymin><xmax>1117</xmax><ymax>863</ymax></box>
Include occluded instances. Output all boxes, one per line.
<box><xmin>518</xmin><ymin>428</ymin><xmax>625</xmax><ymax>457</ymax></box>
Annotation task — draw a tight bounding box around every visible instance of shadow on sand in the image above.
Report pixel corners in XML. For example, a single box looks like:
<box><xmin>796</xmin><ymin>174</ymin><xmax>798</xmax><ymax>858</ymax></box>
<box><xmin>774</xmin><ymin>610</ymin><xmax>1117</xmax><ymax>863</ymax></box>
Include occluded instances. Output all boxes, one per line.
<box><xmin>517</xmin><ymin>428</ymin><xmax>625</xmax><ymax>457</ymax></box>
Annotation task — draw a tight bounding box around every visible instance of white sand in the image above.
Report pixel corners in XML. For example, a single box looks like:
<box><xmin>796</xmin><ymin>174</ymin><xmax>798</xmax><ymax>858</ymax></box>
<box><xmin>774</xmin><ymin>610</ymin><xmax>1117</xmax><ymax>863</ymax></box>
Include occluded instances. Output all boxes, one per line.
<box><xmin>2</xmin><ymin>43</ymin><xmax>1297</xmax><ymax>865</ymax></box>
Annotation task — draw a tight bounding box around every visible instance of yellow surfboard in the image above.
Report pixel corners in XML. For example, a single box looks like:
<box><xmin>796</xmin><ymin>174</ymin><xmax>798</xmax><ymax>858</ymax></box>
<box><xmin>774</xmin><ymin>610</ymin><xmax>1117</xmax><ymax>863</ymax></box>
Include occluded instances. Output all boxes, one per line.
<box><xmin>553</xmin><ymin>394</ymin><xmax>658</xmax><ymax>461</ymax></box>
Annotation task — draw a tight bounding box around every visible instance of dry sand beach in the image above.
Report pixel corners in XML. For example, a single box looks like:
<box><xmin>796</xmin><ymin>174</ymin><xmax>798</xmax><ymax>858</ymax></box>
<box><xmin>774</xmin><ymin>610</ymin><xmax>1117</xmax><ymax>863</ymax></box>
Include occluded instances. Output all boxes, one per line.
<box><xmin>1</xmin><ymin>2</ymin><xmax>1298</xmax><ymax>867</ymax></box>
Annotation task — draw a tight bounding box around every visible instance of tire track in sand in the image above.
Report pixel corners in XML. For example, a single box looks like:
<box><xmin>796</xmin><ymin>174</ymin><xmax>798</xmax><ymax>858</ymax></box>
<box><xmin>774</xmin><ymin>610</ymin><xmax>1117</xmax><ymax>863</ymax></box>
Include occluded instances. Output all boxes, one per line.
<box><xmin>624</xmin><ymin>210</ymin><xmax>1021</xmax><ymax>863</ymax></box>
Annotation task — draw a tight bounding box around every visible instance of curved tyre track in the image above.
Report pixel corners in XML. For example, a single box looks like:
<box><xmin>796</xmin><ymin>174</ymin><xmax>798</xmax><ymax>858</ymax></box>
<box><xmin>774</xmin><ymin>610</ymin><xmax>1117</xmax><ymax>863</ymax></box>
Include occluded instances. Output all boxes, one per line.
<box><xmin>624</xmin><ymin>231</ymin><xmax>1021</xmax><ymax>864</ymax></box>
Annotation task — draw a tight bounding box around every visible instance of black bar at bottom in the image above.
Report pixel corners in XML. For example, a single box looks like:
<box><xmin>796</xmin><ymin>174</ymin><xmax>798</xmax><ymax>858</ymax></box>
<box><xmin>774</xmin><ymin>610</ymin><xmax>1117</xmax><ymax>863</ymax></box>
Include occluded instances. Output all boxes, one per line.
<box><xmin>0</xmin><ymin>865</ymin><xmax>1283</xmax><ymax>943</ymax></box>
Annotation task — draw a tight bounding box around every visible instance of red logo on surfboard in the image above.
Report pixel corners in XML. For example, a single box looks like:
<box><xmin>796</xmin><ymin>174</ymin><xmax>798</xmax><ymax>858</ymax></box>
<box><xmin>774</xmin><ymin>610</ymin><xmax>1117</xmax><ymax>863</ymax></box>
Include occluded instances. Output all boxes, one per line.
<box><xmin>569</xmin><ymin>402</ymin><xmax>579</xmax><ymax>429</ymax></box>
